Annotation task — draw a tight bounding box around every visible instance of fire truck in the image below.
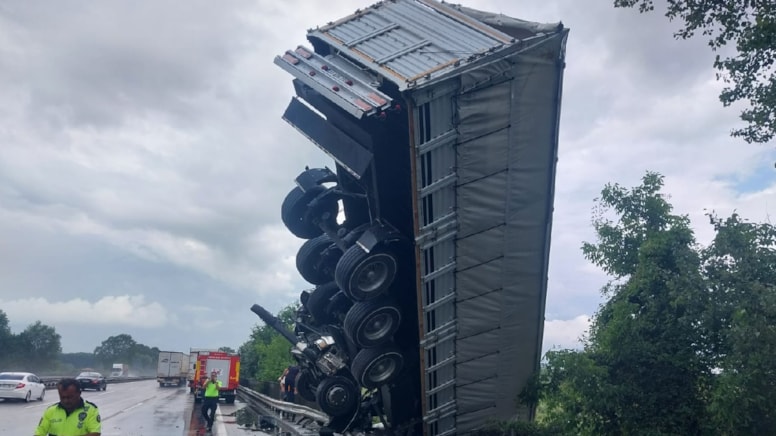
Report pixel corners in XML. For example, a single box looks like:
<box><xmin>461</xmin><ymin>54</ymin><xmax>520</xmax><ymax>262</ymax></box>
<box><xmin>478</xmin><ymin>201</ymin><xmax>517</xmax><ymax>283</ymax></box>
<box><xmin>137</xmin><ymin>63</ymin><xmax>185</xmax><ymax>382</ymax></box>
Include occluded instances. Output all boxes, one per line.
<box><xmin>192</xmin><ymin>351</ymin><xmax>240</xmax><ymax>404</ymax></box>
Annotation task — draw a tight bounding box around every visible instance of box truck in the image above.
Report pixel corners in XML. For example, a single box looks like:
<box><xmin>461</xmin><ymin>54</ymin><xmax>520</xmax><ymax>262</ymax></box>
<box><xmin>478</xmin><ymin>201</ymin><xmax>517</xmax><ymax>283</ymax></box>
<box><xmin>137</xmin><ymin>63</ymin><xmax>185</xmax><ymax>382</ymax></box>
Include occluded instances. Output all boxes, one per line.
<box><xmin>157</xmin><ymin>351</ymin><xmax>189</xmax><ymax>387</ymax></box>
<box><xmin>110</xmin><ymin>363</ymin><xmax>129</xmax><ymax>378</ymax></box>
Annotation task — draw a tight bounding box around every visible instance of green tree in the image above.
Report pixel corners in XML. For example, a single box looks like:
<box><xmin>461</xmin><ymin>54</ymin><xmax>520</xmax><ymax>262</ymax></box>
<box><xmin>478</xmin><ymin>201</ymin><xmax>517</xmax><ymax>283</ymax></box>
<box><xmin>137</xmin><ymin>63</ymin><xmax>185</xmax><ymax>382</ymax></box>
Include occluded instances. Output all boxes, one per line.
<box><xmin>254</xmin><ymin>335</ymin><xmax>294</xmax><ymax>382</ymax></box>
<box><xmin>218</xmin><ymin>346</ymin><xmax>236</xmax><ymax>354</ymax></box>
<box><xmin>703</xmin><ymin>214</ymin><xmax>776</xmax><ymax>433</ymax></box>
<box><xmin>533</xmin><ymin>173</ymin><xmax>776</xmax><ymax>435</ymax></box>
<box><xmin>587</xmin><ymin>173</ymin><xmax>710</xmax><ymax>434</ymax></box>
<box><xmin>238</xmin><ymin>304</ymin><xmax>297</xmax><ymax>385</ymax></box>
<box><xmin>60</xmin><ymin>352</ymin><xmax>98</xmax><ymax>373</ymax></box>
<box><xmin>17</xmin><ymin>321</ymin><xmax>62</xmax><ymax>371</ymax></box>
<box><xmin>539</xmin><ymin>173</ymin><xmax>712</xmax><ymax>435</ymax></box>
<box><xmin>0</xmin><ymin>310</ymin><xmax>15</xmax><ymax>367</ymax></box>
<box><xmin>533</xmin><ymin>349</ymin><xmax>609</xmax><ymax>435</ymax></box>
<box><xmin>94</xmin><ymin>334</ymin><xmax>138</xmax><ymax>367</ymax></box>
<box><xmin>130</xmin><ymin>343</ymin><xmax>160</xmax><ymax>375</ymax></box>
<box><xmin>614</xmin><ymin>0</ymin><xmax>776</xmax><ymax>143</ymax></box>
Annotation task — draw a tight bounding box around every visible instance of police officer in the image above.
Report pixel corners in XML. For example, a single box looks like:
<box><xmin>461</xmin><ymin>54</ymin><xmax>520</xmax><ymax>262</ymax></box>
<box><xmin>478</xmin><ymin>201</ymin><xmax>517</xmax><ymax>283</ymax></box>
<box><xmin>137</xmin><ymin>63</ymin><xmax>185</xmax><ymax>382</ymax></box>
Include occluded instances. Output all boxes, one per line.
<box><xmin>201</xmin><ymin>370</ymin><xmax>222</xmax><ymax>431</ymax></box>
<box><xmin>35</xmin><ymin>378</ymin><xmax>101</xmax><ymax>436</ymax></box>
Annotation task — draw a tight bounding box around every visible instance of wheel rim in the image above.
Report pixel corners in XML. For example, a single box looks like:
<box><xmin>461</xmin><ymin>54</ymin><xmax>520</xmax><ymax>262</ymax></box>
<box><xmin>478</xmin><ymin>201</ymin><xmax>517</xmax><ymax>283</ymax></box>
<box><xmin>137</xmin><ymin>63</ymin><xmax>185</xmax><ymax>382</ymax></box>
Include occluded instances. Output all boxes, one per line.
<box><xmin>354</xmin><ymin>254</ymin><xmax>393</xmax><ymax>294</ymax></box>
<box><xmin>363</xmin><ymin>312</ymin><xmax>395</xmax><ymax>341</ymax></box>
<box><xmin>325</xmin><ymin>385</ymin><xmax>350</xmax><ymax>408</ymax></box>
<box><xmin>367</xmin><ymin>355</ymin><xmax>399</xmax><ymax>383</ymax></box>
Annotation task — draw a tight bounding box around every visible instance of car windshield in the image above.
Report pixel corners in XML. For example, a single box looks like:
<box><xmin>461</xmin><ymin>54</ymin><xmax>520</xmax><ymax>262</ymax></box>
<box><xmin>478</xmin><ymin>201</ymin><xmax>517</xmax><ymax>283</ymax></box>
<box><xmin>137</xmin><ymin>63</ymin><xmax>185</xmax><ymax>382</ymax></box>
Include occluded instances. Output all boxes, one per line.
<box><xmin>0</xmin><ymin>374</ymin><xmax>24</xmax><ymax>381</ymax></box>
<box><xmin>78</xmin><ymin>372</ymin><xmax>100</xmax><ymax>378</ymax></box>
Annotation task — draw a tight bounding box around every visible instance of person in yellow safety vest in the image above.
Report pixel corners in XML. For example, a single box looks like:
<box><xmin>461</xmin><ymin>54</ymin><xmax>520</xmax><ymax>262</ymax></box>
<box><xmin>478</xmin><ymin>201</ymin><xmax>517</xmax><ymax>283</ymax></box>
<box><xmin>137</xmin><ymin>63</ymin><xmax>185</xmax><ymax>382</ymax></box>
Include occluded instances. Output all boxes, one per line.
<box><xmin>201</xmin><ymin>371</ymin><xmax>222</xmax><ymax>432</ymax></box>
<box><xmin>34</xmin><ymin>378</ymin><xmax>101</xmax><ymax>436</ymax></box>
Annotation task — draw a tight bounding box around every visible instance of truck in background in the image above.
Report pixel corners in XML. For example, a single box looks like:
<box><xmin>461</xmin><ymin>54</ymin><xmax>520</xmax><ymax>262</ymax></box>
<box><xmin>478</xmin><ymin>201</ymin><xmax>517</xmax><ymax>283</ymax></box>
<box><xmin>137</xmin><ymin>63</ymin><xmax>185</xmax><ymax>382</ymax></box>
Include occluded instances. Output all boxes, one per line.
<box><xmin>110</xmin><ymin>363</ymin><xmax>129</xmax><ymax>378</ymax></box>
<box><xmin>157</xmin><ymin>351</ymin><xmax>189</xmax><ymax>387</ymax></box>
<box><xmin>192</xmin><ymin>350</ymin><xmax>240</xmax><ymax>404</ymax></box>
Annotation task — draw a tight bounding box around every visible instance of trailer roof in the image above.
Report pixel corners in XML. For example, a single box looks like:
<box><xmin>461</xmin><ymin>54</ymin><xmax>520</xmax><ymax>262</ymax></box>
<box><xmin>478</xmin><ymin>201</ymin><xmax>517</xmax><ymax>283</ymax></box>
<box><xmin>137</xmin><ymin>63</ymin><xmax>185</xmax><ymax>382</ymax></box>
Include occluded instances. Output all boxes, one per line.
<box><xmin>307</xmin><ymin>0</ymin><xmax>562</xmax><ymax>90</ymax></box>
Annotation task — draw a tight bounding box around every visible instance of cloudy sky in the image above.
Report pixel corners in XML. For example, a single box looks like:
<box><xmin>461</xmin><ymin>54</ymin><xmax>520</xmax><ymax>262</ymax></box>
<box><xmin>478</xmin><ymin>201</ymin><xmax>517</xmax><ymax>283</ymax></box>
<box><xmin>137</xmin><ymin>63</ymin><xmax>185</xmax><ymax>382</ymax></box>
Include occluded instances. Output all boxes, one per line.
<box><xmin>0</xmin><ymin>0</ymin><xmax>773</xmax><ymax>356</ymax></box>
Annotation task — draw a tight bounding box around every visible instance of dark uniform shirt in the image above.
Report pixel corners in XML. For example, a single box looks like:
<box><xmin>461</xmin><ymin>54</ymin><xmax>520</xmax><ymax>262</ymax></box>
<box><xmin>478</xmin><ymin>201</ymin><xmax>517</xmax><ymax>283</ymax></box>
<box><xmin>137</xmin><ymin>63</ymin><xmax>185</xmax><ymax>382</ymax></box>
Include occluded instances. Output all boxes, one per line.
<box><xmin>34</xmin><ymin>399</ymin><xmax>101</xmax><ymax>435</ymax></box>
<box><xmin>285</xmin><ymin>366</ymin><xmax>299</xmax><ymax>387</ymax></box>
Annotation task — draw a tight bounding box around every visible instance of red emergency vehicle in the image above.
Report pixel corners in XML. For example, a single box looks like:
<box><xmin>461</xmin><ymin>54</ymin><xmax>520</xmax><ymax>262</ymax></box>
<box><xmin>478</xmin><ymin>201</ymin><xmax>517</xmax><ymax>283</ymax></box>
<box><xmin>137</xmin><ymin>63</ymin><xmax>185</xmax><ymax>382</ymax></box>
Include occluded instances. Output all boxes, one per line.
<box><xmin>192</xmin><ymin>351</ymin><xmax>240</xmax><ymax>404</ymax></box>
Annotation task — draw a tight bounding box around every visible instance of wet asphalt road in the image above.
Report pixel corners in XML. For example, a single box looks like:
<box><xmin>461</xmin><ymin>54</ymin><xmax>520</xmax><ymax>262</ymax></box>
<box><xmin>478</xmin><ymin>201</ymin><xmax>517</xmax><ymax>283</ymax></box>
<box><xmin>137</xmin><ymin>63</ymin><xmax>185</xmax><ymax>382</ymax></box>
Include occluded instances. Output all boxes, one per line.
<box><xmin>0</xmin><ymin>379</ymin><xmax>268</xmax><ymax>435</ymax></box>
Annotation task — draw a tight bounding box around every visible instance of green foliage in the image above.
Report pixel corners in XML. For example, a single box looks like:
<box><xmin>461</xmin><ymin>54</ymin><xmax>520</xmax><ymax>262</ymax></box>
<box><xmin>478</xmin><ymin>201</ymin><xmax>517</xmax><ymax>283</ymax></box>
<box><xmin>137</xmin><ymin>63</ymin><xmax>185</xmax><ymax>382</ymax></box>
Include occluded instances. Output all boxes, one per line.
<box><xmin>0</xmin><ymin>310</ymin><xmax>10</xmax><ymax>338</ymax></box>
<box><xmin>471</xmin><ymin>418</ymin><xmax>566</xmax><ymax>436</ymax></box>
<box><xmin>15</xmin><ymin>321</ymin><xmax>62</xmax><ymax>372</ymax></box>
<box><xmin>0</xmin><ymin>310</ymin><xmax>15</xmax><ymax>368</ymax></box>
<box><xmin>128</xmin><ymin>343</ymin><xmax>161</xmax><ymax>374</ymax></box>
<box><xmin>60</xmin><ymin>352</ymin><xmax>98</xmax><ymax>373</ymax></box>
<box><xmin>613</xmin><ymin>0</ymin><xmax>776</xmax><ymax>143</ymax></box>
<box><xmin>238</xmin><ymin>304</ymin><xmax>298</xmax><ymax>384</ymax></box>
<box><xmin>536</xmin><ymin>173</ymin><xmax>776</xmax><ymax>435</ymax></box>
<box><xmin>94</xmin><ymin>334</ymin><xmax>137</xmax><ymax>366</ymax></box>
<box><xmin>534</xmin><ymin>350</ymin><xmax>610</xmax><ymax>435</ymax></box>
<box><xmin>254</xmin><ymin>334</ymin><xmax>294</xmax><ymax>382</ymax></box>
<box><xmin>582</xmin><ymin>171</ymin><xmax>685</xmax><ymax>281</ymax></box>
<box><xmin>0</xmin><ymin>313</ymin><xmax>160</xmax><ymax>375</ymax></box>
<box><xmin>703</xmin><ymin>214</ymin><xmax>776</xmax><ymax>434</ymax></box>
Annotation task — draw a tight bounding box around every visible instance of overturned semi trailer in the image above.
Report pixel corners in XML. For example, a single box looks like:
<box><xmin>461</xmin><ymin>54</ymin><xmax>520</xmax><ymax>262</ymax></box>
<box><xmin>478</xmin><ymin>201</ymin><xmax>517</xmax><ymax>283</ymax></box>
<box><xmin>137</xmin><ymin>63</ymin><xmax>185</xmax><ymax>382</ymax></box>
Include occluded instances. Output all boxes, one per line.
<box><xmin>273</xmin><ymin>1</ymin><xmax>568</xmax><ymax>434</ymax></box>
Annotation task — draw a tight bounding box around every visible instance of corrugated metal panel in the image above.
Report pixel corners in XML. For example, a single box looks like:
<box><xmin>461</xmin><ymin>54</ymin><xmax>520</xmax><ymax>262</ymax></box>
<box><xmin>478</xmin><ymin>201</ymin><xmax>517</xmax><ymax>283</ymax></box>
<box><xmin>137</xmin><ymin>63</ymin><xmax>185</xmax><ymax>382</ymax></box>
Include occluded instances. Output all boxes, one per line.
<box><xmin>274</xmin><ymin>46</ymin><xmax>392</xmax><ymax>119</ymax></box>
<box><xmin>308</xmin><ymin>0</ymin><xmax>514</xmax><ymax>90</ymax></box>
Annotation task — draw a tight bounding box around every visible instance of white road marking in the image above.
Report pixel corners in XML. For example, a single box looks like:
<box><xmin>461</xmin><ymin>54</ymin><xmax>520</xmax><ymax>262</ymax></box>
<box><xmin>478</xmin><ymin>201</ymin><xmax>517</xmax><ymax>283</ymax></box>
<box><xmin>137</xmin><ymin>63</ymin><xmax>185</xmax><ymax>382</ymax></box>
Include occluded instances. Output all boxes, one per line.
<box><xmin>101</xmin><ymin>401</ymin><xmax>146</xmax><ymax>421</ymax></box>
<box><xmin>215</xmin><ymin>406</ymin><xmax>227</xmax><ymax>434</ymax></box>
<box><xmin>123</xmin><ymin>401</ymin><xmax>144</xmax><ymax>413</ymax></box>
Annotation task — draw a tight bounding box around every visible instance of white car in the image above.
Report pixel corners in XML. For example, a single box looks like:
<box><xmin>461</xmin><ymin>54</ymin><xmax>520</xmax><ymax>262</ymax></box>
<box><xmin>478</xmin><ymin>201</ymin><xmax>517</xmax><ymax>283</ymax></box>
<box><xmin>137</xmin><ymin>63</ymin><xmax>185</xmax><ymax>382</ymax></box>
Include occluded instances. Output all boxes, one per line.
<box><xmin>0</xmin><ymin>372</ymin><xmax>46</xmax><ymax>402</ymax></box>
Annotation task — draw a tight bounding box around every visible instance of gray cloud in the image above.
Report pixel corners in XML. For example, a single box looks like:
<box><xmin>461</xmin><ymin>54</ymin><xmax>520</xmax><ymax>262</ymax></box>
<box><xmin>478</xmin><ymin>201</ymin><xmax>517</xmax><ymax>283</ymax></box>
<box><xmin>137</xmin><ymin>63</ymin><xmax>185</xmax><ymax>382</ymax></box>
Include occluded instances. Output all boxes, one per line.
<box><xmin>0</xmin><ymin>0</ymin><xmax>773</xmax><ymax>355</ymax></box>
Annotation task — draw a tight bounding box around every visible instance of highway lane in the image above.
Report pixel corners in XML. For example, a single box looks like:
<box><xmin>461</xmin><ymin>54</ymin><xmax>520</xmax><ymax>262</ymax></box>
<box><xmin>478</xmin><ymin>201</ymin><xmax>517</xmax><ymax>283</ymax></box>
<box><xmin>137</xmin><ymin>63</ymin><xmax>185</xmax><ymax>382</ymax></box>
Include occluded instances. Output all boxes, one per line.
<box><xmin>0</xmin><ymin>379</ymin><xmax>266</xmax><ymax>435</ymax></box>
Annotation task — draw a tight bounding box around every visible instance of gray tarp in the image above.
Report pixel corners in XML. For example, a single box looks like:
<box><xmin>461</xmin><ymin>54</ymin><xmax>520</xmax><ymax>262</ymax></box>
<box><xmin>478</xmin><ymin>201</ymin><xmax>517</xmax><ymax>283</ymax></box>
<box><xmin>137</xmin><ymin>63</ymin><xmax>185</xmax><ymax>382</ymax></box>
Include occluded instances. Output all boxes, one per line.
<box><xmin>453</xmin><ymin>30</ymin><xmax>568</xmax><ymax>432</ymax></box>
<box><xmin>456</xmin><ymin>5</ymin><xmax>563</xmax><ymax>39</ymax></box>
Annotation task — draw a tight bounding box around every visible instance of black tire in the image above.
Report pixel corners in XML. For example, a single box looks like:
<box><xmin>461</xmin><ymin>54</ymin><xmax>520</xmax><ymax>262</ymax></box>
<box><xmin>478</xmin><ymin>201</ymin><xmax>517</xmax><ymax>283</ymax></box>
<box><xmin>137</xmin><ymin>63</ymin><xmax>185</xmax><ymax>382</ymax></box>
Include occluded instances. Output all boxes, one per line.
<box><xmin>295</xmin><ymin>370</ymin><xmax>317</xmax><ymax>402</ymax></box>
<box><xmin>350</xmin><ymin>346</ymin><xmax>404</xmax><ymax>390</ymax></box>
<box><xmin>296</xmin><ymin>234</ymin><xmax>340</xmax><ymax>285</ymax></box>
<box><xmin>315</xmin><ymin>376</ymin><xmax>359</xmax><ymax>417</ymax></box>
<box><xmin>335</xmin><ymin>245</ymin><xmax>397</xmax><ymax>301</ymax></box>
<box><xmin>281</xmin><ymin>186</ymin><xmax>337</xmax><ymax>239</ymax></box>
<box><xmin>38</xmin><ymin>388</ymin><xmax>45</xmax><ymax>401</ymax></box>
<box><xmin>24</xmin><ymin>391</ymin><xmax>31</xmax><ymax>403</ymax></box>
<box><xmin>306</xmin><ymin>282</ymin><xmax>341</xmax><ymax>324</ymax></box>
<box><xmin>343</xmin><ymin>298</ymin><xmax>402</xmax><ymax>348</ymax></box>
<box><xmin>225</xmin><ymin>395</ymin><xmax>236</xmax><ymax>404</ymax></box>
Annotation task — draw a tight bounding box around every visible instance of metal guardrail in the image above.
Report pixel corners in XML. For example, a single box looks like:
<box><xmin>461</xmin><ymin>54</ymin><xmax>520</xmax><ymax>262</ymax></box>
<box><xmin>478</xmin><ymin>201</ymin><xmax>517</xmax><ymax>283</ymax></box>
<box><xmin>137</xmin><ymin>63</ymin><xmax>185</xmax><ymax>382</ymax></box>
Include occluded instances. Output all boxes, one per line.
<box><xmin>237</xmin><ymin>385</ymin><xmax>326</xmax><ymax>436</ymax></box>
<box><xmin>39</xmin><ymin>376</ymin><xmax>156</xmax><ymax>388</ymax></box>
